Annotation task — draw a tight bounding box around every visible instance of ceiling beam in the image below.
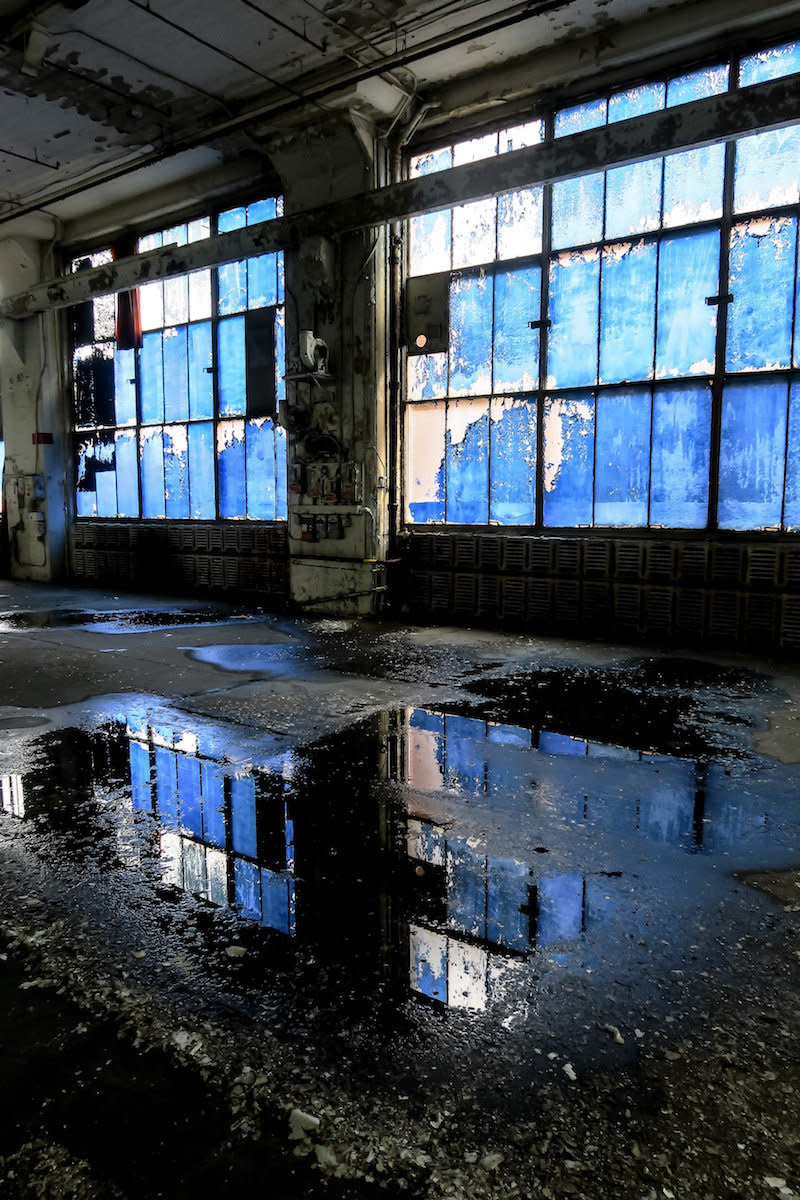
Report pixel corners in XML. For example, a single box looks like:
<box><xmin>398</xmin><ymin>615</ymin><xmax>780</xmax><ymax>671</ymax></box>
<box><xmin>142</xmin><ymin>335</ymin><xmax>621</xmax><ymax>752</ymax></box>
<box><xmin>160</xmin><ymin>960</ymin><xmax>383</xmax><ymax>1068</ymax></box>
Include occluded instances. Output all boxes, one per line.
<box><xmin>2</xmin><ymin>70</ymin><xmax>799</xmax><ymax>320</ymax></box>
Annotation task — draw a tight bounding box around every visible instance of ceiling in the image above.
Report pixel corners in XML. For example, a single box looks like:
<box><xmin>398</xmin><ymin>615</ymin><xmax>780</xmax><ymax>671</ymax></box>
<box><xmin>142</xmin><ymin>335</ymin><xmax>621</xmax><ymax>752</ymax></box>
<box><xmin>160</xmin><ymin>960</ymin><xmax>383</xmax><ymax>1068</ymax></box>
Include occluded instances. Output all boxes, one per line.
<box><xmin>0</xmin><ymin>0</ymin><xmax>798</xmax><ymax>243</ymax></box>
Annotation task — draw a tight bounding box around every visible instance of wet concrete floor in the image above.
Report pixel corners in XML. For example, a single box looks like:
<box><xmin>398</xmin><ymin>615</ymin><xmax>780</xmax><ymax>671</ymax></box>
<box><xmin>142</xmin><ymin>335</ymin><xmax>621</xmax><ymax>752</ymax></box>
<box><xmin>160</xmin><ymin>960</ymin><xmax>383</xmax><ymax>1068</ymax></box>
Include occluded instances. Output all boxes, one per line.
<box><xmin>0</xmin><ymin>580</ymin><xmax>799</xmax><ymax>1199</ymax></box>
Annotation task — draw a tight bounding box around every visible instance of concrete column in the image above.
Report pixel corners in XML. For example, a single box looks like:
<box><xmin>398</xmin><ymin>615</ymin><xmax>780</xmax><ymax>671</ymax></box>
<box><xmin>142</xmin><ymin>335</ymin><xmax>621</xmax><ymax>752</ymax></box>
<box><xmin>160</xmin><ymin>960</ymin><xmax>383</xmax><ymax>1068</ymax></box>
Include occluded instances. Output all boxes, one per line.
<box><xmin>0</xmin><ymin>230</ymin><xmax>69</xmax><ymax>581</ymax></box>
<box><xmin>269</xmin><ymin>114</ymin><xmax>390</xmax><ymax>616</ymax></box>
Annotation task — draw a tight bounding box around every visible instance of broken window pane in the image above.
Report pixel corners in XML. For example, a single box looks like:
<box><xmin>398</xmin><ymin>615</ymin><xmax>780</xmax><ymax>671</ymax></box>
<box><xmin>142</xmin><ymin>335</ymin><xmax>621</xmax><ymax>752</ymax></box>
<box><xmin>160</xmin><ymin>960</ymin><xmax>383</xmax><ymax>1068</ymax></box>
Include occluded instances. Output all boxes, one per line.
<box><xmin>188</xmin><ymin>422</ymin><xmax>215</xmax><ymax>520</ymax></box>
<box><xmin>718</xmin><ymin>380</ymin><xmax>788</xmax><ymax>529</ymax></box>
<box><xmin>656</xmin><ymin>228</ymin><xmax>719</xmax><ymax>377</ymax></box>
<box><xmin>405</xmin><ymin>400</ymin><xmax>446</xmax><ymax>523</ymax></box>
<box><xmin>600</xmin><ymin>239</ymin><xmax>657</xmax><ymax>384</ymax></box>
<box><xmin>734</xmin><ymin>126</ymin><xmax>800</xmax><ymax>212</ymax></box>
<box><xmin>217</xmin><ymin>419</ymin><xmax>246</xmax><ymax>518</ymax></box>
<box><xmin>543</xmin><ymin>392</ymin><xmax>595</xmax><ymax>526</ymax></box>
<box><xmin>551</xmin><ymin>173</ymin><xmax>604</xmax><ymax>249</ymax></box>
<box><xmin>449</xmin><ymin>274</ymin><xmax>493</xmax><ymax>396</ymax></box>
<box><xmin>650</xmin><ymin>384</ymin><xmax>711</xmax><ymax>527</ymax></box>
<box><xmin>547</xmin><ymin>249</ymin><xmax>600</xmax><ymax>388</ymax></box>
<box><xmin>164</xmin><ymin>424</ymin><xmax>190</xmax><ymax>519</ymax></box>
<box><xmin>740</xmin><ymin>39</ymin><xmax>800</xmax><ymax>86</ymax></box>
<box><xmin>594</xmin><ymin>387</ymin><xmax>650</xmax><ymax>526</ymax></box>
<box><xmin>489</xmin><ymin>396</ymin><xmax>536</xmax><ymax>525</ymax></box>
<box><xmin>662</xmin><ymin>144</ymin><xmax>724</xmax><ymax>227</ymax></box>
<box><xmin>727</xmin><ymin>216</ymin><xmax>797</xmax><ymax>371</ymax></box>
<box><xmin>604</xmin><ymin>158</ymin><xmax>662</xmax><ymax>238</ymax></box>
<box><xmin>446</xmin><ymin>396</ymin><xmax>489</xmax><ymax>523</ymax></box>
<box><xmin>140</xmin><ymin>426</ymin><xmax>166</xmax><ymax>519</ymax></box>
<box><xmin>493</xmin><ymin>265</ymin><xmax>541</xmax><ymax>393</ymax></box>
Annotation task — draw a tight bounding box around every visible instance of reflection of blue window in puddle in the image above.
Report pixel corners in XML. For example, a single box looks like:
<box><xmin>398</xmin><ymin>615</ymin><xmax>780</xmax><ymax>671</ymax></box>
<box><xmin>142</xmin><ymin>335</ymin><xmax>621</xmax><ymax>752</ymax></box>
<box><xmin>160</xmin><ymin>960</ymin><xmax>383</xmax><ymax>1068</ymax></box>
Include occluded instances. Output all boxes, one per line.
<box><xmin>187</xmin><ymin>644</ymin><xmax>300</xmax><ymax>673</ymax></box>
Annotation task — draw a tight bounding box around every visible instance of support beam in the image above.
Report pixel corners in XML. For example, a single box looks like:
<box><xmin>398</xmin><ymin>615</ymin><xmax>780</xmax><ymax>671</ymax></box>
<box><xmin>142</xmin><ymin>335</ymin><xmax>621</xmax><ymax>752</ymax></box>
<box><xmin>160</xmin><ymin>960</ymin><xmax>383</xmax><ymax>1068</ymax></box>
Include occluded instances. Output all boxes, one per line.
<box><xmin>2</xmin><ymin>71</ymin><xmax>800</xmax><ymax>319</ymax></box>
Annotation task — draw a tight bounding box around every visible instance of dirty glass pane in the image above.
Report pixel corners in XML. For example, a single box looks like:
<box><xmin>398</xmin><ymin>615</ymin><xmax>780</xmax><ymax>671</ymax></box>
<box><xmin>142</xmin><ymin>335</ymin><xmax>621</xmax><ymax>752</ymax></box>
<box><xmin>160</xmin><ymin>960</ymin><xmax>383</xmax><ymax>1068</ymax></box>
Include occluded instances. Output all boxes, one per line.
<box><xmin>188</xmin><ymin>322</ymin><xmax>214</xmax><ymax>419</ymax></box>
<box><xmin>246</xmin><ymin>418</ymin><xmax>277</xmax><ymax>520</ymax></box>
<box><xmin>115</xmin><ymin>429</ymin><xmax>139</xmax><ymax>517</ymax></box>
<box><xmin>497</xmin><ymin>186</ymin><xmax>542</xmax><ymax>260</ymax></box>
<box><xmin>164</xmin><ymin>424</ymin><xmax>190</xmax><ymax>519</ymax></box>
<box><xmin>551</xmin><ymin>173</ymin><xmax>604</xmax><ymax>249</ymax></box>
<box><xmin>600</xmin><ymin>240</ymin><xmax>657</xmax><ymax>384</ymax></box>
<box><xmin>217</xmin><ymin>419</ymin><xmax>246</xmax><ymax>519</ymax></box>
<box><xmin>594</xmin><ymin>387</ymin><xmax>650</xmax><ymax>526</ymax></box>
<box><xmin>139</xmin><ymin>279</ymin><xmax>163</xmax><ymax>333</ymax></box>
<box><xmin>650</xmin><ymin>385</ymin><xmax>710</xmax><ymax>527</ymax></box>
<box><xmin>218</xmin><ymin>316</ymin><xmax>247</xmax><ymax>415</ymax></box>
<box><xmin>139</xmin><ymin>332</ymin><xmax>164</xmax><ymax>424</ymax></box>
<box><xmin>493</xmin><ymin>265</ymin><xmax>541</xmax><ymax>393</ymax></box>
<box><xmin>219</xmin><ymin>206</ymin><xmax>246</xmax><ymax>233</ymax></box>
<box><xmin>140</xmin><ymin>426</ymin><xmax>165</xmax><ymax>519</ymax></box>
<box><xmin>554</xmin><ymin>98</ymin><xmax>607</xmax><ymax>137</ymax></box>
<box><xmin>656</xmin><ymin>228</ymin><xmax>719</xmax><ymax>378</ymax></box>
<box><xmin>409</xmin><ymin>211</ymin><xmax>451</xmax><ymax>276</ymax></box>
<box><xmin>188</xmin><ymin>270</ymin><xmax>212</xmax><ymax>322</ymax></box>
<box><xmin>407</xmin><ymin>352</ymin><xmax>448</xmax><ymax>401</ymax></box>
<box><xmin>547</xmin><ymin>250</ymin><xmax>600</xmax><ymax>388</ymax></box>
<box><xmin>405</xmin><ymin>401</ymin><xmax>446</xmax><ymax>522</ymax></box>
<box><xmin>609</xmin><ymin>83</ymin><xmax>665</xmax><ymax>121</ymax></box>
<box><xmin>452</xmin><ymin>198</ymin><xmax>497</xmax><ymax>269</ymax></box>
<box><xmin>604</xmin><ymin>158</ymin><xmax>662</xmax><ymax>238</ymax></box>
<box><xmin>449</xmin><ymin>274</ymin><xmax>493</xmax><ymax>396</ymax></box>
<box><xmin>275</xmin><ymin>307</ymin><xmax>286</xmax><ymax>404</ymax></box>
<box><xmin>248</xmin><ymin>252</ymin><xmax>278</xmax><ymax>309</ymax></box>
<box><xmin>454</xmin><ymin>132</ymin><xmax>498</xmax><ymax>165</ymax></box>
<box><xmin>276</xmin><ymin>425</ymin><xmax>288</xmax><ymax>519</ymax></box>
<box><xmin>727</xmin><ymin>217</ymin><xmax>797</xmax><ymax>371</ymax></box>
<box><xmin>740</xmin><ymin>39</ymin><xmax>800</xmax><ymax>86</ymax></box>
<box><xmin>667</xmin><ymin>64</ymin><xmax>729</xmax><ymax>105</ymax></box>
<box><xmin>163</xmin><ymin>274</ymin><xmax>188</xmax><ymax>328</ymax></box>
<box><xmin>783</xmin><ymin>382</ymin><xmax>800</xmax><ymax>530</ymax></box>
<box><xmin>662</xmin><ymin>144</ymin><xmax>725</xmax><ymax>227</ymax></box>
<box><xmin>188</xmin><ymin>422</ymin><xmax>215</xmax><ymax>520</ymax></box>
<box><xmin>718</xmin><ymin>380</ymin><xmax>788</xmax><ymax>529</ymax></box>
<box><xmin>543</xmin><ymin>391</ymin><xmax>595</xmax><ymax>526</ymax></box>
<box><xmin>734</xmin><ymin>126</ymin><xmax>800</xmax><ymax>212</ymax></box>
<box><xmin>94</xmin><ymin>436</ymin><xmax>117</xmax><ymax>518</ymax></box>
<box><xmin>113</xmin><ymin>348</ymin><xmax>136</xmax><ymax>425</ymax></box>
<box><xmin>410</xmin><ymin>145</ymin><xmax>453</xmax><ymax>178</ymax></box>
<box><xmin>446</xmin><ymin>396</ymin><xmax>489</xmax><ymax>524</ymax></box>
<box><xmin>218</xmin><ymin>259</ymin><xmax>247</xmax><ymax>315</ymax></box>
<box><xmin>93</xmin><ymin>295</ymin><xmax>115</xmax><ymax>343</ymax></box>
<box><xmin>489</xmin><ymin>396</ymin><xmax>536</xmax><ymax>525</ymax></box>
<box><xmin>162</xmin><ymin>326</ymin><xmax>188</xmax><ymax>423</ymax></box>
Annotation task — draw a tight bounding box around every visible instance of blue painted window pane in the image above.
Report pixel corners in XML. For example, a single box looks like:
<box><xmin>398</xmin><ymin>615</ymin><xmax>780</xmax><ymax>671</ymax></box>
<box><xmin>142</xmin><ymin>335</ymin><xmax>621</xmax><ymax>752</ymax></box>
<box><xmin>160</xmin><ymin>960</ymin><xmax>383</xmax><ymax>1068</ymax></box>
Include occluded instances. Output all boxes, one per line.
<box><xmin>129</xmin><ymin>740</ymin><xmax>152</xmax><ymax>811</ymax></box>
<box><xmin>217</xmin><ymin>419</ymin><xmax>246</xmax><ymax>518</ymax></box>
<box><xmin>115</xmin><ymin>430</ymin><xmax>139</xmax><ymax>517</ymax></box>
<box><xmin>656</xmin><ymin>229</ymin><xmax>719</xmax><ymax>378</ymax></box>
<box><xmin>650</xmin><ymin>385</ymin><xmax>711</xmax><ymax>528</ymax></box>
<box><xmin>486</xmin><ymin>858</ymin><xmax>528</xmax><ymax>950</ymax></box>
<box><xmin>604</xmin><ymin>159</ymin><xmax>662</xmax><ymax>238</ymax></box>
<box><xmin>162</xmin><ymin>326</ymin><xmax>188</xmax><ymax>422</ymax></box>
<box><xmin>600</xmin><ymin>240</ymin><xmax>656</xmax><ymax>384</ymax></box>
<box><xmin>449</xmin><ymin>274</ymin><xmax>493</xmax><ymax>395</ymax></box>
<box><xmin>114</xmin><ymin>349</ymin><xmax>136</xmax><ymax>425</ymax></box>
<box><xmin>230</xmin><ymin>774</ymin><xmax>257</xmax><ymax>858</ymax></box>
<box><xmin>155</xmin><ymin>747</ymin><xmax>178</xmax><ymax>826</ymax></box>
<box><xmin>667</xmin><ymin>64</ymin><xmax>729</xmax><ymax>105</ymax></box>
<box><xmin>663</xmin><ymin>144</ymin><xmax>725</xmax><ymax>227</ymax></box>
<box><xmin>275</xmin><ymin>425</ymin><xmax>287</xmax><ymax>519</ymax></box>
<box><xmin>261</xmin><ymin>870</ymin><xmax>290</xmax><ymax>934</ymax></box>
<box><xmin>489</xmin><ymin>397</ymin><xmax>536</xmax><ymax>525</ymax></box>
<box><xmin>727</xmin><ymin>217</ymin><xmax>797</xmax><ymax>372</ymax></box>
<box><xmin>218</xmin><ymin>206</ymin><xmax>246</xmax><ymax>232</ymax></box>
<box><xmin>554</xmin><ymin>98</ymin><xmax>606</xmax><ymax>137</ymax></box>
<box><xmin>539</xmin><ymin>731</ymin><xmax>586</xmax><ymax>755</ymax></box>
<box><xmin>409</xmin><ymin>211</ymin><xmax>451</xmax><ymax>275</ymax></box>
<box><xmin>783</xmin><ymin>382</ymin><xmax>800</xmax><ymax>530</ymax></box>
<box><xmin>234</xmin><ymin>859</ymin><xmax>261</xmax><ymax>919</ymax></box>
<box><xmin>95</xmin><ymin>438</ymin><xmax>117</xmax><ymax>518</ymax></box>
<box><xmin>493</xmin><ymin>265</ymin><xmax>541</xmax><ymax>392</ymax></box>
<box><xmin>405</xmin><ymin>401</ymin><xmax>445</xmax><ymax>523</ymax></box>
<box><xmin>537</xmin><ymin>873</ymin><xmax>584</xmax><ymax>944</ymax></box>
<box><xmin>139</xmin><ymin>332</ymin><xmax>163</xmax><ymax>423</ymax></box>
<box><xmin>248</xmin><ymin>197</ymin><xmax>276</xmax><ymax>224</ymax></box>
<box><xmin>734</xmin><ymin>126</ymin><xmax>800</xmax><ymax>213</ymax></box>
<box><xmin>551</xmin><ymin>173</ymin><xmax>604</xmax><ymax>249</ymax></box>
<box><xmin>594</xmin><ymin>388</ymin><xmax>650</xmax><ymax>526</ymax></box>
<box><xmin>407</xmin><ymin>352</ymin><xmax>448</xmax><ymax>400</ymax></box>
<box><xmin>447</xmin><ymin>841</ymin><xmax>486</xmax><ymax>939</ymax></box>
<box><xmin>177</xmin><ymin>755</ymin><xmax>203</xmax><ymax>838</ymax></box>
<box><xmin>140</xmin><ymin>427</ymin><xmax>165</xmax><ymax>518</ymax></box>
<box><xmin>218</xmin><ymin>316</ymin><xmax>247</xmax><ymax>414</ymax></box>
<box><xmin>718</xmin><ymin>380</ymin><xmax>788</xmax><ymax>529</ymax></box>
<box><xmin>248</xmin><ymin>253</ymin><xmax>278</xmax><ymax>309</ymax></box>
<box><xmin>446</xmin><ymin>397</ymin><xmax>489</xmax><ymax>524</ymax></box>
<box><xmin>219</xmin><ymin>259</ymin><xmax>247</xmax><ymax>315</ymax></box>
<box><xmin>547</xmin><ymin>250</ymin><xmax>600</xmax><ymax>388</ymax></box>
<box><xmin>201</xmin><ymin>761</ymin><xmax>226</xmax><ymax>848</ymax></box>
<box><xmin>275</xmin><ymin>306</ymin><xmax>285</xmax><ymax>403</ymax></box>
<box><xmin>164</xmin><ymin>425</ymin><xmax>190</xmax><ymax>519</ymax></box>
<box><xmin>410</xmin><ymin>145</ymin><xmax>453</xmax><ymax>178</ymax></box>
<box><xmin>543</xmin><ymin>392</ymin><xmax>595</xmax><ymax>526</ymax></box>
<box><xmin>188</xmin><ymin>422</ymin><xmax>215</xmax><ymax>519</ymax></box>
<box><xmin>740</xmin><ymin>40</ymin><xmax>800</xmax><ymax>86</ymax></box>
<box><xmin>246</xmin><ymin>418</ymin><xmax>277</xmax><ymax>520</ymax></box>
<box><xmin>608</xmin><ymin>83</ymin><xmax>664</xmax><ymax>121</ymax></box>
<box><xmin>188</xmin><ymin>322</ymin><xmax>213</xmax><ymax>419</ymax></box>
<box><xmin>497</xmin><ymin>187</ymin><xmax>543</xmax><ymax>259</ymax></box>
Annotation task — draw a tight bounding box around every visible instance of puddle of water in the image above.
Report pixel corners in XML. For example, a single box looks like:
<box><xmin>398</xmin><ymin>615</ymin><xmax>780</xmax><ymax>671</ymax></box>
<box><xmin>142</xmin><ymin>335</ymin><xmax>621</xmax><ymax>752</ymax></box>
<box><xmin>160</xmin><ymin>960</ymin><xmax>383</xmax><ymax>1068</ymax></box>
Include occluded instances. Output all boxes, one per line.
<box><xmin>0</xmin><ymin>607</ymin><xmax>249</xmax><ymax>634</ymax></box>
<box><xmin>186</xmin><ymin>644</ymin><xmax>304</xmax><ymax>674</ymax></box>
<box><xmin>1</xmin><ymin>679</ymin><xmax>799</xmax><ymax>1109</ymax></box>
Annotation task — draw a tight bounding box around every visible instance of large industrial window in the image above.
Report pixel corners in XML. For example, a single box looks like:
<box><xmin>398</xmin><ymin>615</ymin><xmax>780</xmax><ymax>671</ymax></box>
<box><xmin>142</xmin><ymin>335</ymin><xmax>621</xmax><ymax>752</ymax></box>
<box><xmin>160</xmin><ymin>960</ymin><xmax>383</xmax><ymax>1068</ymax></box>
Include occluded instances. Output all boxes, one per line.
<box><xmin>404</xmin><ymin>38</ymin><xmax>800</xmax><ymax>533</ymax></box>
<box><xmin>72</xmin><ymin>197</ymin><xmax>287</xmax><ymax>521</ymax></box>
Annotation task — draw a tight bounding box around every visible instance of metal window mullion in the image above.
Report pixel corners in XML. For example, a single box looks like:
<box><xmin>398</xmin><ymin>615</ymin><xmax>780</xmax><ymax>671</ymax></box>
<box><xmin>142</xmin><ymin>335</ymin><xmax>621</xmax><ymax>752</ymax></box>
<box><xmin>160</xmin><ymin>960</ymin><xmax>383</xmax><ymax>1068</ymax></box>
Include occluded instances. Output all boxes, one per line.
<box><xmin>535</xmin><ymin>112</ymin><xmax>555</xmax><ymax>531</ymax></box>
<box><xmin>593</xmin><ymin>170</ymin><xmax>609</xmax><ymax>530</ymax></box>
<box><xmin>780</xmin><ymin>211</ymin><xmax>800</xmax><ymax>531</ymax></box>
<box><xmin>708</xmin><ymin>136</ymin><xmax>738</xmax><ymax>532</ymax></box>
<box><xmin>647</xmin><ymin>153</ymin><xmax>669</xmax><ymax>530</ymax></box>
<box><xmin>211</xmin><ymin>245</ymin><xmax>222</xmax><ymax>522</ymax></box>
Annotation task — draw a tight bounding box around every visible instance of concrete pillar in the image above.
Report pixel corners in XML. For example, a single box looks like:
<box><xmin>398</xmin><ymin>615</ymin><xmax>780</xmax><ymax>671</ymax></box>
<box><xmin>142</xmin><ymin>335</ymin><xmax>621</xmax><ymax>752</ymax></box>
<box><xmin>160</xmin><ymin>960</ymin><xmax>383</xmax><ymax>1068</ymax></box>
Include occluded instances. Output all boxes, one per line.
<box><xmin>0</xmin><ymin>231</ymin><xmax>69</xmax><ymax>581</ymax></box>
<box><xmin>269</xmin><ymin>114</ymin><xmax>390</xmax><ymax>616</ymax></box>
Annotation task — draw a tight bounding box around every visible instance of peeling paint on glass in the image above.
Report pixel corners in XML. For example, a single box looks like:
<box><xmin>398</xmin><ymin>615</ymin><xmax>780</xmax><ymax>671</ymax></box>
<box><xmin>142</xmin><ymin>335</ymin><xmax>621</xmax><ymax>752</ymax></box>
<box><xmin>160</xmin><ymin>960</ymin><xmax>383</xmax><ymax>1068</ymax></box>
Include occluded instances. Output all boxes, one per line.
<box><xmin>734</xmin><ymin>126</ymin><xmax>800</xmax><ymax>213</ymax></box>
<box><xmin>547</xmin><ymin>250</ymin><xmax>600</xmax><ymax>389</ymax></box>
<box><xmin>449</xmin><ymin>274</ymin><xmax>493</xmax><ymax>396</ymax></box>
<box><xmin>605</xmin><ymin>157</ymin><xmax>662</xmax><ymax>239</ymax></box>
<box><xmin>164</xmin><ymin>424</ymin><xmax>190</xmax><ymax>519</ymax></box>
<box><xmin>217</xmin><ymin>419</ymin><xmax>247</xmax><ymax>519</ymax></box>
<box><xmin>782</xmin><ymin>381</ymin><xmax>800</xmax><ymax>530</ymax></box>
<box><xmin>600</xmin><ymin>240</ymin><xmax>657</xmax><ymax>384</ymax></box>
<box><xmin>609</xmin><ymin>83</ymin><xmax>665</xmax><ymax>122</ymax></box>
<box><xmin>655</xmin><ymin>229</ymin><xmax>719</xmax><ymax>378</ymax></box>
<box><xmin>140</xmin><ymin>426</ymin><xmax>166</xmax><ymax>519</ymax></box>
<box><xmin>727</xmin><ymin>217</ymin><xmax>797</xmax><ymax>372</ymax></box>
<box><xmin>594</xmin><ymin>388</ymin><xmax>650</xmax><ymax>526</ymax></box>
<box><xmin>446</xmin><ymin>397</ymin><xmax>489</xmax><ymax>523</ymax></box>
<box><xmin>140</xmin><ymin>331</ymin><xmax>164</xmax><ymax>424</ymax></box>
<box><xmin>554</xmin><ymin>97</ymin><xmax>607</xmax><ymax>137</ymax></box>
<box><xmin>188</xmin><ymin>422</ymin><xmax>215</xmax><ymax>520</ymax></box>
<box><xmin>115</xmin><ymin>429</ymin><xmax>139</xmax><ymax>517</ymax></box>
<box><xmin>113</xmin><ymin>349</ymin><xmax>136</xmax><ymax>425</ymax></box>
<box><xmin>650</xmin><ymin>385</ymin><xmax>711</xmax><ymax>528</ymax></box>
<box><xmin>489</xmin><ymin>396</ymin><xmax>536</xmax><ymax>525</ymax></box>
<box><xmin>543</xmin><ymin>393</ymin><xmax>595</xmax><ymax>526</ymax></box>
<box><xmin>218</xmin><ymin>316</ymin><xmax>247</xmax><ymax>414</ymax></box>
<box><xmin>666</xmin><ymin>64</ymin><xmax>729</xmax><ymax>106</ymax></box>
<box><xmin>662</xmin><ymin>144</ymin><xmax>724</xmax><ymax>228</ymax></box>
<box><xmin>188</xmin><ymin>323</ymin><xmax>214</xmax><ymax>419</ymax></box>
<box><xmin>718</xmin><ymin>380</ymin><xmax>788</xmax><ymax>529</ymax></box>
<box><xmin>551</xmin><ymin>173</ymin><xmax>604</xmax><ymax>249</ymax></box>
<box><xmin>493</xmin><ymin>266</ymin><xmax>541</xmax><ymax>392</ymax></box>
<box><xmin>739</xmin><ymin>39</ymin><xmax>800</xmax><ymax>87</ymax></box>
<box><xmin>163</xmin><ymin>326</ymin><xmax>189</xmax><ymax>422</ymax></box>
<box><xmin>407</xmin><ymin>352</ymin><xmax>448</xmax><ymax>400</ymax></box>
<box><xmin>246</xmin><ymin>418</ymin><xmax>279</xmax><ymax>520</ymax></box>
<box><xmin>405</xmin><ymin>400</ymin><xmax>446</xmax><ymax>523</ymax></box>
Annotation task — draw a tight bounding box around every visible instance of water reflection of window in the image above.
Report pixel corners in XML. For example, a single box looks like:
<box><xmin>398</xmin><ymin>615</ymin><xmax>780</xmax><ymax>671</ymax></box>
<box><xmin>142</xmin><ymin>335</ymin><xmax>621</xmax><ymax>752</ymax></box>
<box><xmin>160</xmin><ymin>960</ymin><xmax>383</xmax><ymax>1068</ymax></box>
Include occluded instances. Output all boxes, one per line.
<box><xmin>0</xmin><ymin>774</ymin><xmax>25</xmax><ymax>818</ymax></box>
